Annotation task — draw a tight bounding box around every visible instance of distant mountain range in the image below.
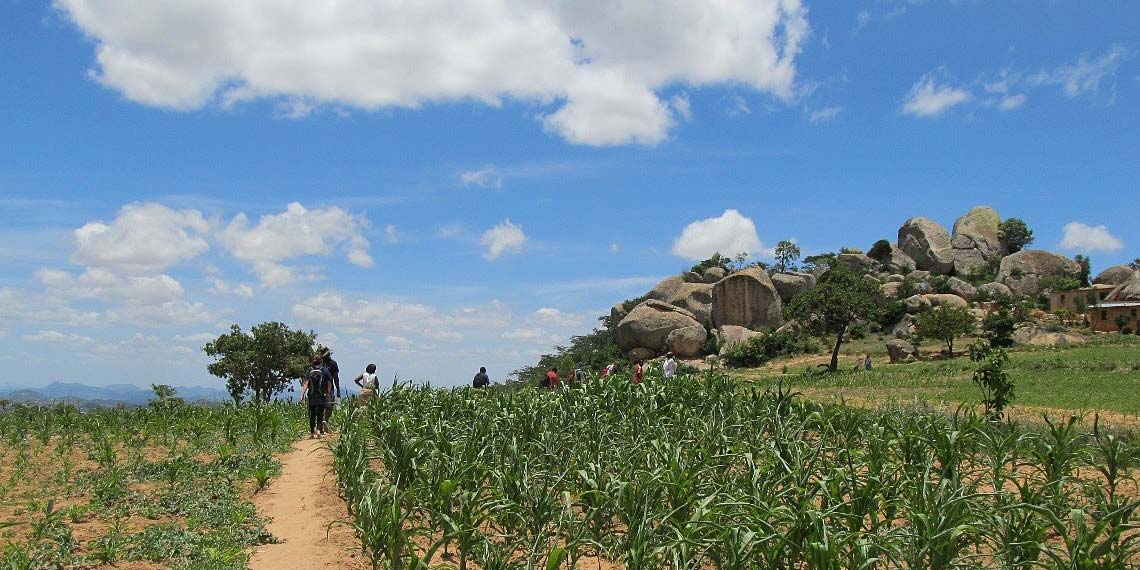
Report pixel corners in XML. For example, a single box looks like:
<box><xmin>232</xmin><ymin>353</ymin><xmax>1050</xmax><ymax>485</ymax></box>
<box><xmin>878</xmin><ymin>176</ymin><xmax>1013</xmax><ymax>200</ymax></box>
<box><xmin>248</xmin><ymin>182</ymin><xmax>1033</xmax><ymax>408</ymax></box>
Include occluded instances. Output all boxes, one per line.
<box><xmin>0</xmin><ymin>382</ymin><xmax>230</xmax><ymax>407</ymax></box>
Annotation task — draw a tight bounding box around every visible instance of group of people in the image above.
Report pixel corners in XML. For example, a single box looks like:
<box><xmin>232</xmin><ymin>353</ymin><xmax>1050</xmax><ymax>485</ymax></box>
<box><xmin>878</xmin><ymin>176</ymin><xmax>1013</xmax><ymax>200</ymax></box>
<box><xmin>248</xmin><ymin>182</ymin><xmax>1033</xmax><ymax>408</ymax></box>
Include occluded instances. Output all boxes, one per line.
<box><xmin>299</xmin><ymin>347</ymin><xmax>381</xmax><ymax>439</ymax></box>
<box><xmin>535</xmin><ymin>352</ymin><xmax>680</xmax><ymax>390</ymax></box>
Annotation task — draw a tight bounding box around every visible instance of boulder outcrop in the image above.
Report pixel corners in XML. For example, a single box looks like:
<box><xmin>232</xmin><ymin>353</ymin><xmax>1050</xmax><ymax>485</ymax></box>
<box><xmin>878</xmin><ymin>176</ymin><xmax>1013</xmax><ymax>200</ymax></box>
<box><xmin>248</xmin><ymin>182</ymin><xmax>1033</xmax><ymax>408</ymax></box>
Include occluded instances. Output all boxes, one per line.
<box><xmin>898</xmin><ymin>217</ymin><xmax>955</xmax><ymax>275</ymax></box>
<box><xmin>717</xmin><ymin>324</ymin><xmax>763</xmax><ymax>349</ymax></box>
<box><xmin>702</xmin><ymin>267</ymin><xmax>727</xmax><ymax>284</ymax></box>
<box><xmin>615</xmin><ymin>300</ymin><xmax>702</xmax><ymax>354</ymax></box>
<box><xmin>666</xmin><ymin>325</ymin><xmax>708</xmax><ymax>358</ymax></box>
<box><xmin>1012</xmin><ymin>326</ymin><xmax>1086</xmax><ymax>347</ymax></box>
<box><xmin>886</xmin><ymin>339</ymin><xmax>918</xmax><ymax>363</ymax></box>
<box><xmin>996</xmin><ymin>250</ymin><xmax>1082</xmax><ymax>296</ymax></box>
<box><xmin>711</xmin><ymin>267</ymin><xmax>783</xmax><ymax>330</ymax></box>
<box><xmin>1095</xmin><ymin>266</ymin><xmax>1138</xmax><ymax>287</ymax></box>
<box><xmin>945</xmin><ymin>277</ymin><xmax>978</xmax><ymax>302</ymax></box>
<box><xmin>771</xmin><ymin>272</ymin><xmax>814</xmax><ymax>302</ymax></box>
<box><xmin>834</xmin><ymin>253</ymin><xmax>880</xmax><ymax>275</ymax></box>
<box><xmin>923</xmin><ymin>293</ymin><xmax>970</xmax><ymax>309</ymax></box>
<box><xmin>951</xmin><ymin>206</ymin><xmax>1004</xmax><ymax>259</ymax></box>
<box><xmin>870</xmin><ymin>243</ymin><xmax>917</xmax><ymax>274</ymax></box>
<box><xmin>977</xmin><ymin>282</ymin><xmax>1012</xmax><ymax>299</ymax></box>
<box><xmin>646</xmin><ymin>276</ymin><xmax>713</xmax><ymax>324</ymax></box>
<box><xmin>1107</xmin><ymin>278</ymin><xmax>1140</xmax><ymax>302</ymax></box>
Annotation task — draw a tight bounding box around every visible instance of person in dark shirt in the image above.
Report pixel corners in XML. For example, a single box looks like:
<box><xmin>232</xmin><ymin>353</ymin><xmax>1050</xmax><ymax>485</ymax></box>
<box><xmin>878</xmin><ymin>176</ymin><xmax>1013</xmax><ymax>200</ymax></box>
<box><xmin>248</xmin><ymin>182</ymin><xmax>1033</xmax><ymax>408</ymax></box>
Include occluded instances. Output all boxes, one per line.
<box><xmin>302</xmin><ymin>356</ymin><xmax>333</xmax><ymax>438</ymax></box>
<box><xmin>473</xmin><ymin>367</ymin><xmax>490</xmax><ymax>388</ymax></box>
<box><xmin>319</xmin><ymin>347</ymin><xmax>341</xmax><ymax>430</ymax></box>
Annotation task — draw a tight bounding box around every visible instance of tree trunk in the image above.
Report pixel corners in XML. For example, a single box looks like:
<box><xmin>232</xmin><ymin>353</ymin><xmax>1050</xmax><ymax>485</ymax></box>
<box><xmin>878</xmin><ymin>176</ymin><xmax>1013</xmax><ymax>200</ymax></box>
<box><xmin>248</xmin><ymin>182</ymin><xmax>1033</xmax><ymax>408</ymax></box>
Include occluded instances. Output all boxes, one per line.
<box><xmin>947</xmin><ymin>338</ymin><xmax>954</xmax><ymax>356</ymax></box>
<box><xmin>830</xmin><ymin>324</ymin><xmax>847</xmax><ymax>371</ymax></box>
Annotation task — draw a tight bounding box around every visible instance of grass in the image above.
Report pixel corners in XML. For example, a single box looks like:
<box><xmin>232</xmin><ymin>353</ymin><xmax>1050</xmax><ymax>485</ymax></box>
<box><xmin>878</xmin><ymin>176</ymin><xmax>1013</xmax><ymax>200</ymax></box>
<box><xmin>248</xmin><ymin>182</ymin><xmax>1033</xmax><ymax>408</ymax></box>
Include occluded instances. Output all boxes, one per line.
<box><xmin>731</xmin><ymin>333</ymin><xmax>1140</xmax><ymax>424</ymax></box>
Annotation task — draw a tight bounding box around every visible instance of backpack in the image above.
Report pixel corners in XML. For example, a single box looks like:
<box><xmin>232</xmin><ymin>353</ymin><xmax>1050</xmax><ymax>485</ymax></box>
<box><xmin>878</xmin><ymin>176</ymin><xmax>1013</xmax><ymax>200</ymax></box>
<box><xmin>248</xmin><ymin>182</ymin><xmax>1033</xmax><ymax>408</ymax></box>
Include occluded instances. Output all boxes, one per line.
<box><xmin>306</xmin><ymin>368</ymin><xmax>327</xmax><ymax>400</ymax></box>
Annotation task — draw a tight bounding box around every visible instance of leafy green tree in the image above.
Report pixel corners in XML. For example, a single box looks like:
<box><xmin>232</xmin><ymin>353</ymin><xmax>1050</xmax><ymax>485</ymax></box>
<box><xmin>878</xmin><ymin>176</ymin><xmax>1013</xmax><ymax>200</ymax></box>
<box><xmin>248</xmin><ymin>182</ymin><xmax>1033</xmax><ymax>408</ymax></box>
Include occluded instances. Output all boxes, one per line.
<box><xmin>204</xmin><ymin>322</ymin><xmax>317</xmax><ymax>404</ymax></box>
<box><xmin>149</xmin><ymin>384</ymin><xmax>183</xmax><ymax>407</ymax></box>
<box><xmin>512</xmin><ymin>328</ymin><xmax>624</xmax><ymax>384</ymax></box>
<box><xmin>689</xmin><ymin>253</ymin><xmax>733</xmax><ymax>275</ymax></box>
<box><xmin>785</xmin><ymin>266</ymin><xmax>880</xmax><ymax>371</ymax></box>
<box><xmin>867</xmin><ymin>240</ymin><xmax>893</xmax><ymax>263</ymax></box>
<box><xmin>801</xmin><ymin>252</ymin><xmax>836</xmax><ymax>273</ymax></box>
<box><xmin>970</xmin><ymin>338</ymin><xmax>1014</xmax><ymax>422</ymax></box>
<box><xmin>998</xmin><ymin>218</ymin><xmax>1034</xmax><ymax>254</ymax></box>
<box><xmin>982</xmin><ymin>301</ymin><xmax>1016</xmax><ymax>348</ymax></box>
<box><xmin>916</xmin><ymin>305</ymin><xmax>976</xmax><ymax>356</ymax></box>
<box><xmin>1074</xmin><ymin>255</ymin><xmax>1091</xmax><ymax>287</ymax></box>
<box><xmin>773</xmin><ymin>240</ymin><xmax>801</xmax><ymax>273</ymax></box>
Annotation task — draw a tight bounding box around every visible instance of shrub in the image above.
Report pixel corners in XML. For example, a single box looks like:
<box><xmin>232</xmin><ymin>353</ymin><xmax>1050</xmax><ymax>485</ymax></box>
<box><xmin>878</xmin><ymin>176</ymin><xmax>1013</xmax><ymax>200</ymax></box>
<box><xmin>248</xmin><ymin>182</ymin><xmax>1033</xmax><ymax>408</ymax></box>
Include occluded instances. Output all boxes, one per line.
<box><xmin>722</xmin><ymin>331</ymin><xmax>819</xmax><ymax>368</ymax></box>
<box><xmin>970</xmin><ymin>339</ymin><xmax>1014</xmax><ymax>422</ymax></box>
<box><xmin>999</xmin><ymin>218</ymin><xmax>1034</xmax><ymax>254</ymax></box>
<box><xmin>699</xmin><ymin>330</ymin><xmax>720</xmax><ymax>357</ymax></box>
<box><xmin>868</xmin><ymin>240</ymin><xmax>892</xmax><ymax>262</ymax></box>
<box><xmin>1122</xmin><ymin>327</ymin><xmax>1133</xmax><ymax>335</ymax></box>
<box><xmin>878</xmin><ymin>301</ymin><xmax>907</xmax><ymax>329</ymax></box>
<box><xmin>1038</xmin><ymin>275</ymin><xmax>1081</xmax><ymax>292</ymax></box>
<box><xmin>929</xmin><ymin>275</ymin><xmax>953</xmax><ymax>295</ymax></box>
<box><xmin>915</xmin><ymin>304</ymin><xmax>976</xmax><ymax>355</ymax></box>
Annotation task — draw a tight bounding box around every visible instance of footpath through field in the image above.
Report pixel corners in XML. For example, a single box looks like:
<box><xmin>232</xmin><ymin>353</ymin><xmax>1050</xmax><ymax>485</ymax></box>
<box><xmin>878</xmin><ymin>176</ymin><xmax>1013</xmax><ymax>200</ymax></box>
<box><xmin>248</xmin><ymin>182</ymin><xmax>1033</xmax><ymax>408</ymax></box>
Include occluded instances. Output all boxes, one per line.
<box><xmin>250</xmin><ymin>437</ymin><xmax>367</xmax><ymax>570</ymax></box>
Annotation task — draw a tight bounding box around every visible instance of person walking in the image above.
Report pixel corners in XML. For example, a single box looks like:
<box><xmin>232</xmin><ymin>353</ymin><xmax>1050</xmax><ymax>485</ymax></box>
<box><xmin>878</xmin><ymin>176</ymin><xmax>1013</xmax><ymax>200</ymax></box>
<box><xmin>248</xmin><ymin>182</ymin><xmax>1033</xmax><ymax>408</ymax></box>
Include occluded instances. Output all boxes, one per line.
<box><xmin>354</xmin><ymin>363</ymin><xmax>379</xmax><ymax>404</ymax></box>
<box><xmin>472</xmin><ymin>366</ymin><xmax>490</xmax><ymax>389</ymax></box>
<box><xmin>301</xmin><ymin>356</ymin><xmax>333</xmax><ymax>438</ymax></box>
<box><xmin>633</xmin><ymin>360</ymin><xmax>645</xmax><ymax>384</ymax></box>
<box><xmin>573</xmin><ymin>362</ymin><xmax>586</xmax><ymax>383</ymax></box>
<box><xmin>543</xmin><ymin>366</ymin><xmax>559</xmax><ymax>390</ymax></box>
<box><xmin>663</xmin><ymin>352</ymin><xmax>677</xmax><ymax>379</ymax></box>
<box><xmin>864</xmin><ymin>354</ymin><xmax>873</xmax><ymax>372</ymax></box>
<box><xmin>318</xmin><ymin>347</ymin><xmax>341</xmax><ymax>430</ymax></box>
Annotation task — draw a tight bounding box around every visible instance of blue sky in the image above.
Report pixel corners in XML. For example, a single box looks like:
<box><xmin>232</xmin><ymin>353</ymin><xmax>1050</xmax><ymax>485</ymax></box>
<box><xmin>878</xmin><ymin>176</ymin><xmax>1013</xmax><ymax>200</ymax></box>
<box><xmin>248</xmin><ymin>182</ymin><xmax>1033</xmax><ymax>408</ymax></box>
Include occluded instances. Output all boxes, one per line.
<box><xmin>1</xmin><ymin>0</ymin><xmax>1136</xmax><ymax>390</ymax></box>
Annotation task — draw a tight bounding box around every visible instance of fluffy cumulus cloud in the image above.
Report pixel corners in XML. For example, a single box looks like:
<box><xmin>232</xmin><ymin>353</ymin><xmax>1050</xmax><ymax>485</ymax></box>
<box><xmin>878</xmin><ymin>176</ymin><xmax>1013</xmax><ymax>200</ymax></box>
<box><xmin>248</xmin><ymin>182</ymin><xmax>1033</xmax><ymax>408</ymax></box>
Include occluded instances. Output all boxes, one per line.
<box><xmin>218</xmin><ymin>202</ymin><xmax>373</xmax><ymax>286</ymax></box>
<box><xmin>292</xmin><ymin>292</ymin><xmax>512</xmax><ymax>344</ymax></box>
<box><xmin>481</xmin><ymin>219</ymin><xmax>526</xmax><ymax>260</ymax></box>
<box><xmin>901</xmin><ymin>72</ymin><xmax>971</xmax><ymax>117</ymax></box>
<box><xmin>671</xmin><ymin>209</ymin><xmax>763</xmax><ymax>261</ymax></box>
<box><xmin>23</xmin><ymin>330</ymin><xmax>95</xmax><ymax>345</ymax></box>
<box><xmin>71</xmin><ymin>202</ymin><xmax>210</xmax><ymax>272</ymax></box>
<box><xmin>1060</xmin><ymin>222</ymin><xmax>1124</xmax><ymax>252</ymax></box>
<box><xmin>56</xmin><ymin>0</ymin><xmax>809</xmax><ymax>146</ymax></box>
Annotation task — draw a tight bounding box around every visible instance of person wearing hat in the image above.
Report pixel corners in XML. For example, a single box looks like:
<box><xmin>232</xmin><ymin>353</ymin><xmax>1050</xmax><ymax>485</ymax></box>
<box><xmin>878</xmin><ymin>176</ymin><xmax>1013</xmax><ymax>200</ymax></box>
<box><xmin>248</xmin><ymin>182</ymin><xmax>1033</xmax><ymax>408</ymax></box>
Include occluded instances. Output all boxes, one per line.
<box><xmin>318</xmin><ymin>346</ymin><xmax>341</xmax><ymax>429</ymax></box>
<box><xmin>663</xmin><ymin>352</ymin><xmax>677</xmax><ymax>379</ymax></box>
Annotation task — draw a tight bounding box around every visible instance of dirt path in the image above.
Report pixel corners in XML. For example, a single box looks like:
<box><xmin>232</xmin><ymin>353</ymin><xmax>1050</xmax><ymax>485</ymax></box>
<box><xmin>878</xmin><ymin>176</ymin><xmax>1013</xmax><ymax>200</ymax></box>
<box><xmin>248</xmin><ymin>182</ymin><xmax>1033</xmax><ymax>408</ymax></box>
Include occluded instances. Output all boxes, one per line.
<box><xmin>250</xmin><ymin>437</ymin><xmax>368</xmax><ymax>570</ymax></box>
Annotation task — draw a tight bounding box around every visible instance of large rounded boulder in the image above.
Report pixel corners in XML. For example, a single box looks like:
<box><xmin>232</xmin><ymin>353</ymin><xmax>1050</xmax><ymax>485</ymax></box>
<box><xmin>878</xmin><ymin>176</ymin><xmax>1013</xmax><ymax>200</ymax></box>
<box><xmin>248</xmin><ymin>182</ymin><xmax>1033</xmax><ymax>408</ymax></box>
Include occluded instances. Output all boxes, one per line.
<box><xmin>869</xmin><ymin>242</ymin><xmax>917</xmax><ymax>274</ymax></box>
<box><xmin>666</xmin><ymin>325</ymin><xmax>708</xmax><ymax>357</ymax></box>
<box><xmin>923</xmin><ymin>293</ymin><xmax>970</xmax><ymax>309</ymax></box>
<box><xmin>898</xmin><ymin>217</ymin><xmax>955</xmax><ymax>275</ymax></box>
<box><xmin>1107</xmin><ymin>278</ymin><xmax>1140</xmax><ymax>302</ymax></box>
<box><xmin>977</xmin><ymin>282</ymin><xmax>1012</xmax><ymax>299</ymax></box>
<box><xmin>951</xmin><ymin>206</ymin><xmax>1004</xmax><ymax>258</ymax></box>
<box><xmin>646</xmin><ymin>276</ymin><xmax>713</xmax><ymax>324</ymax></box>
<box><xmin>996</xmin><ymin>250</ymin><xmax>1082</xmax><ymax>296</ymax></box>
<box><xmin>711</xmin><ymin>267</ymin><xmax>784</xmax><ymax>330</ymax></box>
<box><xmin>1094</xmin><ymin>265</ymin><xmax>1137</xmax><ymax>286</ymax></box>
<box><xmin>834</xmin><ymin>253</ymin><xmax>880</xmax><ymax>275</ymax></box>
<box><xmin>771</xmin><ymin>272</ymin><xmax>814</xmax><ymax>302</ymax></box>
<box><xmin>615</xmin><ymin>300</ymin><xmax>702</xmax><ymax>353</ymax></box>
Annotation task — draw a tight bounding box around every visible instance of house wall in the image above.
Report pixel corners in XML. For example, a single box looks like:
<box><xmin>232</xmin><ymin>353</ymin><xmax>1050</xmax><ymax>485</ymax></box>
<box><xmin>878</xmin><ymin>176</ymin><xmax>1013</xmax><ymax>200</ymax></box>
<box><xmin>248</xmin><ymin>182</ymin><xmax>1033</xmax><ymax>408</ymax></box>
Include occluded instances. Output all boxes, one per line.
<box><xmin>1048</xmin><ymin>287</ymin><xmax>1112</xmax><ymax>313</ymax></box>
<box><xmin>1089</xmin><ymin>305</ymin><xmax>1140</xmax><ymax>333</ymax></box>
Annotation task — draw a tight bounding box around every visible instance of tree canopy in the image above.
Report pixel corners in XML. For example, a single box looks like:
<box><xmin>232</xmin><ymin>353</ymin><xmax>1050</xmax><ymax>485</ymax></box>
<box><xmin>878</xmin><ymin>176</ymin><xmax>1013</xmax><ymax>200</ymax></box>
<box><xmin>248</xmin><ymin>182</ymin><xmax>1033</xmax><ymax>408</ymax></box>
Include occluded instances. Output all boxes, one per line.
<box><xmin>785</xmin><ymin>266</ymin><xmax>880</xmax><ymax>371</ymax></box>
<box><xmin>203</xmin><ymin>322</ymin><xmax>317</xmax><ymax>403</ymax></box>
<box><xmin>998</xmin><ymin>218</ymin><xmax>1034</xmax><ymax>254</ymax></box>
<box><xmin>915</xmin><ymin>304</ymin><xmax>976</xmax><ymax>356</ymax></box>
<box><xmin>773</xmin><ymin>240</ymin><xmax>801</xmax><ymax>273</ymax></box>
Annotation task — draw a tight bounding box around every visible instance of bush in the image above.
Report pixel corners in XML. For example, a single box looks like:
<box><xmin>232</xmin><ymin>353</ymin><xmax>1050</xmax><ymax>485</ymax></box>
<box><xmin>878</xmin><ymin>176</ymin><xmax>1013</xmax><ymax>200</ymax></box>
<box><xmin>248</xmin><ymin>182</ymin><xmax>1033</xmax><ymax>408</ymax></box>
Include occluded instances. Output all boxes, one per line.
<box><xmin>1123</xmin><ymin>327</ymin><xmax>1133</xmax><ymax>335</ymax></box>
<box><xmin>867</xmin><ymin>240</ymin><xmax>892</xmax><ymax>262</ymax></box>
<box><xmin>722</xmin><ymin>331</ymin><xmax>820</xmax><ymax>368</ymax></box>
<box><xmin>929</xmin><ymin>275</ymin><xmax>953</xmax><ymax>295</ymax></box>
<box><xmin>878</xmin><ymin>301</ymin><xmax>907</xmax><ymax>329</ymax></box>
<box><xmin>1038</xmin><ymin>275</ymin><xmax>1081</xmax><ymax>293</ymax></box>
<box><xmin>699</xmin><ymin>330</ymin><xmax>720</xmax><ymax>357</ymax></box>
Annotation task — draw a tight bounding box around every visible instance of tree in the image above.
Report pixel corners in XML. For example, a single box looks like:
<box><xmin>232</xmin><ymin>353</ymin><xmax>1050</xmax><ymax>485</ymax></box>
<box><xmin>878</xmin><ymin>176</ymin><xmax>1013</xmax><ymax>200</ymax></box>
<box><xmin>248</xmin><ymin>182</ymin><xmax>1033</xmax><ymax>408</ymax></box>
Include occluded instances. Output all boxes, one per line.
<box><xmin>1074</xmin><ymin>255</ymin><xmax>1091</xmax><ymax>287</ymax></box>
<box><xmin>785</xmin><ymin>266</ymin><xmax>880</xmax><ymax>371</ymax></box>
<box><xmin>970</xmin><ymin>339</ymin><xmax>1014</xmax><ymax>422</ymax></box>
<box><xmin>916</xmin><ymin>305</ymin><xmax>976</xmax><ymax>356</ymax></box>
<box><xmin>149</xmin><ymin>384</ymin><xmax>183</xmax><ymax>407</ymax></box>
<box><xmin>982</xmin><ymin>302</ymin><xmax>1016</xmax><ymax>348</ymax></box>
<box><xmin>204</xmin><ymin>322</ymin><xmax>317</xmax><ymax>404</ymax></box>
<box><xmin>867</xmin><ymin>240</ymin><xmax>893</xmax><ymax>263</ymax></box>
<box><xmin>773</xmin><ymin>240</ymin><xmax>801</xmax><ymax>273</ymax></box>
<box><xmin>1131</xmin><ymin>258</ymin><xmax>1140</xmax><ymax>271</ymax></box>
<box><xmin>801</xmin><ymin>252</ymin><xmax>836</xmax><ymax>273</ymax></box>
<box><xmin>689</xmin><ymin>253</ymin><xmax>733</xmax><ymax>275</ymax></box>
<box><xmin>998</xmin><ymin>218</ymin><xmax>1034</xmax><ymax>254</ymax></box>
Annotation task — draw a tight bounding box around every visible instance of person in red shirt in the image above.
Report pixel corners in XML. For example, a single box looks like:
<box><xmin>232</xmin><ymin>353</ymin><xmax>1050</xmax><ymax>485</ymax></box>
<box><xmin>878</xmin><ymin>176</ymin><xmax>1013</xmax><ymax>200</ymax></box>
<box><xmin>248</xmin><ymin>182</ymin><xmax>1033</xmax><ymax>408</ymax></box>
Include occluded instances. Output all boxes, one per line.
<box><xmin>633</xmin><ymin>360</ymin><xmax>644</xmax><ymax>384</ymax></box>
<box><xmin>544</xmin><ymin>366</ymin><xmax>559</xmax><ymax>390</ymax></box>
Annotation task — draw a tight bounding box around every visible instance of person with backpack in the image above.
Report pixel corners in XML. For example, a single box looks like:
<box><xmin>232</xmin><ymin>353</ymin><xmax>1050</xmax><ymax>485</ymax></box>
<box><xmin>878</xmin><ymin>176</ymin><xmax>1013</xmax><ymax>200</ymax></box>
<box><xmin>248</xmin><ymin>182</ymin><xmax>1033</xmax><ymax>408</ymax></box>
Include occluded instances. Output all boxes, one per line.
<box><xmin>472</xmin><ymin>366</ymin><xmax>490</xmax><ymax>389</ymax></box>
<box><xmin>318</xmin><ymin>347</ymin><xmax>341</xmax><ymax>430</ymax></box>
<box><xmin>573</xmin><ymin>362</ymin><xmax>586</xmax><ymax>384</ymax></box>
<box><xmin>302</xmin><ymin>356</ymin><xmax>333</xmax><ymax>438</ymax></box>
<box><xmin>354</xmin><ymin>363</ymin><xmax>379</xmax><ymax>404</ymax></box>
<box><xmin>543</xmin><ymin>366</ymin><xmax>559</xmax><ymax>390</ymax></box>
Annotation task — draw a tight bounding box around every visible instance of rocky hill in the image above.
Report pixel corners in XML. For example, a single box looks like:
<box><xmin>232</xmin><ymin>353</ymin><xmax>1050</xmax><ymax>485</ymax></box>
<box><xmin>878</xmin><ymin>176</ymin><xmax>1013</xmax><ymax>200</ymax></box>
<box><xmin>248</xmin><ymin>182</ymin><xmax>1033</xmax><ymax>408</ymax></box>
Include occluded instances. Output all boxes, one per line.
<box><xmin>609</xmin><ymin>205</ymin><xmax>1140</xmax><ymax>362</ymax></box>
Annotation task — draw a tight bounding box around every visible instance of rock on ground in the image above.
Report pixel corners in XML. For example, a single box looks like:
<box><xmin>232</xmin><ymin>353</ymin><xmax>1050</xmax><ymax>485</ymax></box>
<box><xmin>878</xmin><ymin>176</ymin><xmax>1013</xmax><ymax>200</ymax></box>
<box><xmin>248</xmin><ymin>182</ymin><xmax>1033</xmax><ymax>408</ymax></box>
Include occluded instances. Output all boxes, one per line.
<box><xmin>666</xmin><ymin>325</ymin><xmax>708</xmax><ymax>358</ymax></box>
<box><xmin>886</xmin><ymin>339</ymin><xmax>919</xmax><ymax>363</ymax></box>
<box><xmin>711</xmin><ymin>267</ymin><xmax>783</xmax><ymax>330</ymax></box>
<box><xmin>951</xmin><ymin>206</ymin><xmax>1004</xmax><ymax>259</ymax></box>
<box><xmin>615</xmin><ymin>300</ymin><xmax>702</xmax><ymax>353</ymax></box>
<box><xmin>997</xmin><ymin>250</ymin><xmax>1082</xmax><ymax>296</ymax></box>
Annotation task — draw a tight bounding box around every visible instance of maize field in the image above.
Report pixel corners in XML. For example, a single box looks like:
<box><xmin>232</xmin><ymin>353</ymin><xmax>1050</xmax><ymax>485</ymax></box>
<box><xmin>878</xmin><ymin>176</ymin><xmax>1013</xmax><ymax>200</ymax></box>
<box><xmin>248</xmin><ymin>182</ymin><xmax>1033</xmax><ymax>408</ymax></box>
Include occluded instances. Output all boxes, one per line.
<box><xmin>331</xmin><ymin>371</ymin><xmax>1140</xmax><ymax>569</ymax></box>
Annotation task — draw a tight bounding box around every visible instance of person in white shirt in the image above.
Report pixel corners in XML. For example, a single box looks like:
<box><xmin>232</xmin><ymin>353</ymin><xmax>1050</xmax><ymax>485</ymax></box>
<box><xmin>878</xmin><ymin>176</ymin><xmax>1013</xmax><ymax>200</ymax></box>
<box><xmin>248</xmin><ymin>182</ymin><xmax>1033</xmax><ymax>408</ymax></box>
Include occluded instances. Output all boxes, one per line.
<box><xmin>663</xmin><ymin>352</ymin><xmax>678</xmax><ymax>379</ymax></box>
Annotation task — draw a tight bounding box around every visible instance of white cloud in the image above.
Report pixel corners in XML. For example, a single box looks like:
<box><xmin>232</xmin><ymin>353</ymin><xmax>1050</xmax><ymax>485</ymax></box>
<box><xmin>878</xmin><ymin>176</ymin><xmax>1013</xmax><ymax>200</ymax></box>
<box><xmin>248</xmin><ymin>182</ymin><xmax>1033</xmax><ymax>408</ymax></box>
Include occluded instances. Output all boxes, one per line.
<box><xmin>72</xmin><ymin>202</ymin><xmax>210</xmax><ymax>272</ymax></box>
<box><xmin>38</xmin><ymin>268</ymin><xmax>185</xmax><ymax>305</ymax></box>
<box><xmin>218</xmin><ymin>202</ymin><xmax>373</xmax><ymax>286</ymax></box>
<box><xmin>728</xmin><ymin>93</ymin><xmax>752</xmax><ymax>115</ymax></box>
<box><xmin>901</xmin><ymin>72</ymin><xmax>971</xmax><ymax>117</ymax></box>
<box><xmin>854</xmin><ymin>10</ymin><xmax>871</xmax><ymax>32</ymax></box>
<box><xmin>383</xmin><ymin>224</ymin><xmax>401</xmax><ymax>244</ymax></box>
<box><xmin>530</xmin><ymin>307</ymin><xmax>585</xmax><ymax>328</ymax></box>
<box><xmin>0</xmin><ymin>288</ymin><xmax>101</xmax><ymax>327</ymax></box>
<box><xmin>808</xmin><ymin>106</ymin><xmax>842</xmax><ymax>124</ymax></box>
<box><xmin>173</xmin><ymin>332</ymin><xmax>217</xmax><ymax>345</ymax></box>
<box><xmin>384</xmin><ymin>335</ymin><xmax>412</xmax><ymax>350</ymax></box>
<box><xmin>481</xmin><ymin>219</ymin><xmax>526</xmax><ymax>260</ymax></box>
<box><xmin>1059</xmin><ymin>222</ymin><xmax>1124</xmax><ymax>252</ymax></box>
<box><xmin>670</xmin><ymin>93</ymin><xmax>692</xmax><ymax>121</ymax></box>
<box><xmin>998</xmin><ymin>94</ymin><xmax>1026</xmax><ymax>111</ymax></box>
<box><xmin>23</xmin><ymin>330</ymin><xmax>95</xmax><ymax>345</ymax></box>
<box><xmin>671</xmin><ymin>209</ymin><xmax>763</xmax><ymax>261</ymax></box>
<box><xmin>610</xmin><ymin>243</ymin><xmax>620</xmax><ymax>253</ymax></box>
<box><xmin>1029</xmin><ymin>45</ymin><xmax>1130</xmax><ymax>98</ymax></box>
<box><xmin>57</xmin><ymin>0</ymin><xmax>808</xmax><ymax>146</ymax></box>
<box><xmin>105</xmin><ymin>300</ymin><xmax>211</xmax><ymax>326</ymax></box>
<box><xmin>207</xmin><ymin>277</ymin><xmax>254</xmax><ymax>298</ymax></box>
<box><xmin>292</xmin><ymin>292</ymin><xmax>511</xmax><ymax>343</ymax></box>
<box><xmin>461</xmin><ymin>166</ymin><xmax>503</xmax><ymax>190</ymax></box>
